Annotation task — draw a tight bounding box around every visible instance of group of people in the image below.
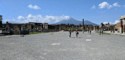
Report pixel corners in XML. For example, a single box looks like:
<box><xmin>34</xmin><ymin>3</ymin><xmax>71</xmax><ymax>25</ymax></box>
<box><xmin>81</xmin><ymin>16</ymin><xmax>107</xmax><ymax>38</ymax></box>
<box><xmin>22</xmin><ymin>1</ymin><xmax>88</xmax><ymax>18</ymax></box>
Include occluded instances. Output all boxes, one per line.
<box><xmin>69</xmin><ymin>29</ymin><xmax>79</xmax><ymax>38</ymax></box>
<box><xmin>69</xmin><ymin>28</ymin><xmax>94</xmax><ymax>38</ymax></box>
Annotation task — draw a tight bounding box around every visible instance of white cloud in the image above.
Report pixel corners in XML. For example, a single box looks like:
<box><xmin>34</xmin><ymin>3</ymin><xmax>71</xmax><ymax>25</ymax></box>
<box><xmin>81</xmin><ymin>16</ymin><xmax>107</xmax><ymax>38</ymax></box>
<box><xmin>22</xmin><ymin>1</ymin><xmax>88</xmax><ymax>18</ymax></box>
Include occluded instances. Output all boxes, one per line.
<box><xmin>102</xmin><ymin>22</ymin><xmax>112</xmax><ymax>24</ymax></box>
<box><xmin>28</xmin><ymin>4</ymin><xmax>41</xmax><ymax>10</ymax></box>
<box><xmin>17</xmin><ymin>16</ymin><xmax>25</xmax><ymax>20</ymax></box>
<box><xmin>113</xmin><ymin>3</ymin><xmax>121</xmax><ymax>7</ymax></box>
<box><xmin>98</xmin><ymin>2</ymin><xmax>122</xmax><ymax>9</ymax></box>
<box><xmin>3</xmin><ymin>14</ymin><xmax>71</xmax><ymax>24</ymax></box>
<box><xmin>98</xmin><ymin>2</ymin><xmax>112</xmax><ymax>9</ymax></box>
<box><xmin>114</xmin><ymin>20</ymin><xmax>120</xmax><ymax>24</ymax></box>
<box><xmin>103</xmin><ymin>22</ymin><xmax>108</xmax><ymax>24</ymax></box>
<box><xmin>102</xmin><ymin>20</ymin><xmax>120</xmax><ymax>25</ymax></box>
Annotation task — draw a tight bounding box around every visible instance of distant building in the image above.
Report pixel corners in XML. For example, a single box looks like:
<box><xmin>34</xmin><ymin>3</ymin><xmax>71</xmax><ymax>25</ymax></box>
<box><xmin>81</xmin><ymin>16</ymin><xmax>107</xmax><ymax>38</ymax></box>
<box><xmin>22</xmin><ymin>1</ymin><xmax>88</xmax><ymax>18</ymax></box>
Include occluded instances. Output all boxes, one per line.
<box><xmin>43</xmin><ymin>23</ymin><xmax>48</xmax><ymax>30</ymax></box>
<box><xmin>28</xmin><ymin>22</ymin><xmax>43</xmax><ymax>32</ymax></box>
<box><xmin>1</xmin><ymin>22</ymin><xmax>49</xmax><ymax>35</ymax></box>
<box><xmin>115</xmin><ymin>22</ymin><xmax>121</xmax><ymax>33</ymax></box>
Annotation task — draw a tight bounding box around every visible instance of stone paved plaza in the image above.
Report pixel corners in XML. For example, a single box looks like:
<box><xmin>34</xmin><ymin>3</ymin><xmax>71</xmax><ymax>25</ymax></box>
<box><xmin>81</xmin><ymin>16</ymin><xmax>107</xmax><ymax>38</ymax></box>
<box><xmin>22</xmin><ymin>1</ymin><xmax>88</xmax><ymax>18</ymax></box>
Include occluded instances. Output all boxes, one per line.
<box><xmin>0</xmin><ymin>31</ymin><xmax>125</xmax><ymax>60</ymax></box>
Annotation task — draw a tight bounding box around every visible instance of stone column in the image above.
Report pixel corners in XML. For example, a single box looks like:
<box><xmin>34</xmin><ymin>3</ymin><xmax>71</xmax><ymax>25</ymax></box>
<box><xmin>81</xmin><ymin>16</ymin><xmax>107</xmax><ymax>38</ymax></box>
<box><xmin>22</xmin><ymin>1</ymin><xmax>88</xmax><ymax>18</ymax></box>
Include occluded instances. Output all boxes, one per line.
<box><xmin>120</xmin><ymin>19</ymin><xmax>123</xmax><ymax>33</ymax></box>
<box><xmin>123</xmin><ymin>18</ymin><xmax>125</xmax><ymax>33</ymax></box>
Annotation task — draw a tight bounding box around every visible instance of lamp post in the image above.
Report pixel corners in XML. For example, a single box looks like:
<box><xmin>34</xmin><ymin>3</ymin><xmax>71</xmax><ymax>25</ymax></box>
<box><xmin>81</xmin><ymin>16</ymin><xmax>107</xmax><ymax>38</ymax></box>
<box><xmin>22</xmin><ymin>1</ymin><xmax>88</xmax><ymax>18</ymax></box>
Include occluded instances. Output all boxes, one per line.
<box><xmin>83</xmin><ymin>19</ymin><xmax>84</xmax><ymax>33</ymax></box>
<box><xmin>0</xmin><ymin>15</ymin><xmax>2</xmax><ymax>34</ymax></box>
<box><xmin>0</xmin><ymin>15</ymin><xmax>2</xmax><ymax>29</ymax></box>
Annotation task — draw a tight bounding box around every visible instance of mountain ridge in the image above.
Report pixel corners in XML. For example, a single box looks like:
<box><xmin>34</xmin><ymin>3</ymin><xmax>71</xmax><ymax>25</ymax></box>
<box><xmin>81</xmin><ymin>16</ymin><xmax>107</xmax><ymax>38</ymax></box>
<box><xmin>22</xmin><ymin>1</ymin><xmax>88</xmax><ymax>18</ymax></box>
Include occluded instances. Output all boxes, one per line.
<box><xmin>55</xmin><ymin>17</ymin><xmax>98</xmax><ymax>26</ymax></box>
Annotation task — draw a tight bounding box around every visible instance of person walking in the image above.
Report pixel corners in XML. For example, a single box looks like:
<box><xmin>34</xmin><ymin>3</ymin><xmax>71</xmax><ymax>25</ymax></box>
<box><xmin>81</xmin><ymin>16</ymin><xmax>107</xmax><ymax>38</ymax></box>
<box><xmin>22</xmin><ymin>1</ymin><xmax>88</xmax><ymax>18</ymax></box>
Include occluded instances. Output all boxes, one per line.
<box><xmin>76</xmin><ymin>29</ymin><xmax>79</xmax><ymax>38</ymax></box>
<box><xmin>99</xmin><ymin>28</ymin><xmax>103</xmax><ymax>35</ymax></box>
<box><xmin>89</xmin><ymin>30</ymin><xmax>91</xmax><ymax>34</ymax></box>
<box><xmin>69</xmin><ymin>29</ymin><xmax>72</xmax><ymax>37</ymax></box>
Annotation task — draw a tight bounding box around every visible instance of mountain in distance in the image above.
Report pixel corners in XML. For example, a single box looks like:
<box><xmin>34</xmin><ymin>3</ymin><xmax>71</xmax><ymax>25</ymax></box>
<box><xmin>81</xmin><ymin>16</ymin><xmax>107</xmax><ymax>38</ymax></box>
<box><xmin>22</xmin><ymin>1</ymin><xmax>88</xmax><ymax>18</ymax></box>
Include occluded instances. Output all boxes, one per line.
<box><xmin>83</xmin><ymin>20</ymin><xmax>98</xmax><ymax>26</ymax></box>
<box><xmin>55</xmin><ymin>17</ymin><xmax>98</xmax><ymax>26</ymax></box>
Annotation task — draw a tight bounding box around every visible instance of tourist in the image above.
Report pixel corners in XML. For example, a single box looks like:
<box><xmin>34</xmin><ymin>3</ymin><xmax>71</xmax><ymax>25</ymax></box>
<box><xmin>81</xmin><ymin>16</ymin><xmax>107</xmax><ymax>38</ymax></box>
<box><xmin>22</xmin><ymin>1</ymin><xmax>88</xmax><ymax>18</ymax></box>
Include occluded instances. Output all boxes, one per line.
<box><xmin>99</xmin><ymin>28</ymin><xmax>103</xmax><ymax>35</ymax></box>
<box><xmin>76</xmin><ymin>29</ymin><xmax>79</xmax><ymax>37</ymax></box>
<box><xmin>89</xmin><ymin>30</ymin><xmax>91</xmax><ymax>34</ymax></box>
<box><xmin>69</xmin><ymin>29</ymin><xmax>72</xmax><ymax>37</ymax></box>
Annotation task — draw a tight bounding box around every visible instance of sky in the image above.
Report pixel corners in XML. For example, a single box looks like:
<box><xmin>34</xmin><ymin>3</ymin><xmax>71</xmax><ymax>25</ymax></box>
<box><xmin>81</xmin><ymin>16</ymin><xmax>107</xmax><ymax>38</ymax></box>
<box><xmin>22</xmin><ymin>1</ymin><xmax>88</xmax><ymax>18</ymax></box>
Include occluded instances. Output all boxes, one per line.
<box><xmin>0</xmin><ymin>0</ymin><xmax>125</xmax><ymax>24</ymax></box>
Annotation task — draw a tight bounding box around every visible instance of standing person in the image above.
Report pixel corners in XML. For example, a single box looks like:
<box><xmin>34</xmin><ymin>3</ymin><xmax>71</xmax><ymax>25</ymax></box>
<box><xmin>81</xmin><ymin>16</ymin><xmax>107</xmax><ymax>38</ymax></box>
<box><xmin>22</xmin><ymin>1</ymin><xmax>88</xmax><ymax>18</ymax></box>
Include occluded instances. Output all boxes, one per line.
<box><xmin>99</xmin><ymin>28</ymin><xmax>103</xmax><ymax>35</ymax></box>
<box><xmin>99</xmin><ymin>29</ymin><xmax>101</xmax><ymax>35</ymax></box>
<box><xmin>100</xmin><ymin>23</ymin><xmax>104</xmax><ymax>35</ymax></box>
<box><xmin>89</xmin><ymin>30</ymin><xmax>91</xmax><ymax>34</ymax></box>
<box><xmin>76</xmin><ymin>29</ymin><xmax>79</xmax><ymax>38</ymax></box>
<box><xmin>69</xmin><ymin>29</ymin><xmax>72</xmax><ymax>37</ymax></box>
<box><xmin>89</xmin><ymin>27</ymin><xmax>92</xmax><ymax>34</ymax></box>
<box><xmin>101</xmin><ymin>29</ymin><xmax>103</xmax><ymax>34</ymax></box>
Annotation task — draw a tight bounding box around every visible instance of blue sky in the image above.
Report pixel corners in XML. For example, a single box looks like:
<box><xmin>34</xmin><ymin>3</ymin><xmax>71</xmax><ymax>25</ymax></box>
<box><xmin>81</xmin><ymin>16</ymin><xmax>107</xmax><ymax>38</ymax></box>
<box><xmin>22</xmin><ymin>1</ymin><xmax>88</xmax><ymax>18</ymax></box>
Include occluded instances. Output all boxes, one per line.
<box><xmin>0</xmin><ymin>0</ymin><xmax>125</xmax><ymax>24</ymax></box>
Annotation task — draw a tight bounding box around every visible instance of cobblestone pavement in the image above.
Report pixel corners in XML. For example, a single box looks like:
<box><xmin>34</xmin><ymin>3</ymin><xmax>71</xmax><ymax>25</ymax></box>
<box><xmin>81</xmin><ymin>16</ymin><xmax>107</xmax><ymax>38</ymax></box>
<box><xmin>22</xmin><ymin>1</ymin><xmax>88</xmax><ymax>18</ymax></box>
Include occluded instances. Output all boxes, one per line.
<box><xmin>0</xmin><ymin>31</ymin><xmax>125</xmax><ymax>60</ymax></box>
